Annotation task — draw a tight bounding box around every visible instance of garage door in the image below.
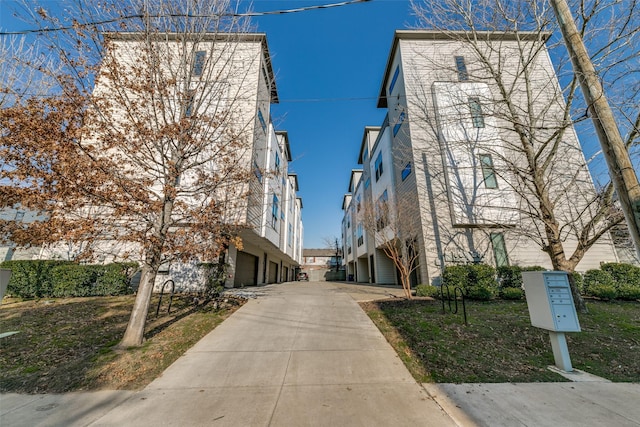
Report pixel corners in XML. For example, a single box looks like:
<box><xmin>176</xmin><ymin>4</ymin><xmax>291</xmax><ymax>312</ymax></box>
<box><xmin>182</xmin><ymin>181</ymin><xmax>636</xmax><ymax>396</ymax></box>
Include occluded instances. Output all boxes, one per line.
<box><xmin>268</xmin><ymin>261</ymin><xmax>278</xmax><ymax>284</ymax></box>
<box><xmin>234</xmin><ymin>251</ymin><xmax>258</xmax><ymax>287</ymax></box>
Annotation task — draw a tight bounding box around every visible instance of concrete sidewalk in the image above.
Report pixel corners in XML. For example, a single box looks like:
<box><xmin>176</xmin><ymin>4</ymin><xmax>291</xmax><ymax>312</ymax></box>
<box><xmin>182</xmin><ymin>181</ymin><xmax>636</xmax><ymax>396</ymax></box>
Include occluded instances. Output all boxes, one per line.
<box><xmin>2</xmin><ymin>281</ymin><xmax>639</xmax><ymax>426</ymax></box>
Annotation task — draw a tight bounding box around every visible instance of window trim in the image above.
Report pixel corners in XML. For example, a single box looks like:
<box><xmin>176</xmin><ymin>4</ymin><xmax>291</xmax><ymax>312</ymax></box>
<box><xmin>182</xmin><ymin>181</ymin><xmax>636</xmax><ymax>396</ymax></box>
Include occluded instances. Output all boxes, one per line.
<box><xmin>490</xmin><ymin>232</ymin><xmax>509</xmax><ymax>267</ymax></box>
<box><xmin>192</xmin><ymin>51</ymin><xmax>206</xmax><ymax>76</ymax></box>
<box><xmin>455</xmin><ymin>56</ymin><xmax>468</xmax><ymax>81</ymax></box>
<box><xmin>258</xmin><ymin>109</ymin><xmax>267</xmax><ymax>132</ymax></box>
<box><xmin>374</xmin><ymin>152</ymin><xmax>384</xmax><ymax>182</ymax></box>
<box><xmin>389</xmin><ymin>65</ymin><xmax>400</xmax><ymax>94</ymax></box>
<box><xmin>184</xmin><ymin>89</ymin><xmax>195</xmax><ymax>117</ymax></box>
<box><xmin>401</xmin><ymin>162</ymin><xmax>412</xmax><ymax>181</ymax></box>
<box><xmin>376</xmin><ymin>189</ymin><xmax>389</xmax><ymax>231</ymax></box>
<box><xmin>393</xmin><ymin>111</ymin><xmax>406</xmax><ymax>136</ymax></box>
<box><xmin>271</xmin><ymin>194</ymin><xmax>279</xmax><ymax>228</ymax></box>
<box><xmin>479</xmin><ymin>154</ymin><xmax>498</xmax><ymax>189</ymax></box>
<box><xmin>469</xmin><ymin>97</ymin><xmax>485</xmax><ymax>128</ymax></box>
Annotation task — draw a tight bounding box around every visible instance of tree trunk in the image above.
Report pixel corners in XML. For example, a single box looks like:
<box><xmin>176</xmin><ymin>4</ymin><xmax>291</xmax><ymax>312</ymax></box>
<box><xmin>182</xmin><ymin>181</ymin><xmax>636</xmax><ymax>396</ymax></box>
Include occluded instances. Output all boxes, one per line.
<box><xmin>401</xmin><ymin>270</ymin><xmax>413</xmax><ymax>300</ymax></box>
<box><xmin>566</xmin><ymin>270</ymin><xmax>588</xmax><ymax>314</ymax></box>
<box><xmin>118</xmin><ymin>264</ymin><xmax>157</xmax><ymax>347</ymax></box>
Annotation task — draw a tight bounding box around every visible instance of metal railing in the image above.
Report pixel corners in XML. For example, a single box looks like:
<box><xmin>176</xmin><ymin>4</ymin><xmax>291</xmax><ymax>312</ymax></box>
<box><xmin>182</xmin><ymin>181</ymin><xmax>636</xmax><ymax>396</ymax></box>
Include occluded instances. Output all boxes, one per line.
<box><xmin>155</xmin><ymin>279</ymin><xmax>175</xmax><ymax>317</ymax></box>
<box><xmin>440</xmin><ymin>284</ymin><xmax>468</xmax><ymax>325</ymax></box>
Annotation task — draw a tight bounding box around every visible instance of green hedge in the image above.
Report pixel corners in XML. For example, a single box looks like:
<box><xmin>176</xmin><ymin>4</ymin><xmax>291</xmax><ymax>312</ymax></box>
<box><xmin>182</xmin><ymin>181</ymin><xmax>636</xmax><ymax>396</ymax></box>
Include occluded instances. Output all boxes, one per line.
<box><xmin>416</xmin><ymin>284</ymin><xmax>440</xmax><ymax>298</ymax></box>
<box><xmin>1</xmin><ymin>260</ymin><xmax>137</xmax><ymax>298</ymax></box>
<box><xmin>583</xmin><ymin>263</ymin><xmax>640</xmax><ymax>301</ymax></box>
<box><xmin>601</xmin><ymin>263</ymin><xmax>640</xmax><ymax>288</ymax></box>
<box><xmin>443</xmin><ymin>264</ymin><xmax>497</xmax><ymax>301</ymax></box>
<box><xmin>1</xmin><ymin>260</ymin><xmax>71</xmax><ymax>298</ymax></box>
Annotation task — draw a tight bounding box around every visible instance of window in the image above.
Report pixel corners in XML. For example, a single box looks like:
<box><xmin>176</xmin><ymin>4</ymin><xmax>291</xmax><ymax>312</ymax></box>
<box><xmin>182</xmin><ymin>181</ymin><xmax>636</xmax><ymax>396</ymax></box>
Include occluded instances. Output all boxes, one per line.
<box><xmin>389</xmin><ymin>65</ymin><xmax>400</xmax><ymax>94</ymax></box>
<box><xmin>288</xmin><ymin>223</ymin><xmax>293</xmax><ymax>247</ymax></box>
<box><xmin>258</xmin><ymin>109</ymin><xmax>267</xmax><ymax>132</ymax></box>
<box><xmin>271</xmin><ymin>194</ymin><xmax>279</xmax><ymax>228</ymax></box>
<box><xmin>364</xmin><ymin>177</ymin><xmax>370</xmax><ymax>189</ymax></box>
<box><xmin>357</xmin><ymin>223</ymin><xmax>364</xmax><ymax>246</ymax></box>
<box><xmin>401</xmin><ymin>162</ymin><xmax>412</xmax><ymax>181</ymax></box>
<box><xmin>184</xmin><ymin>90</ymin><xmax>195</xmax><ymax>117</ymax></box>
<box><xmin>363</xmin><ymin>146</ymin><xmax>369</xmax><ymax>161</ymax></box>
<box><xmin>254</xmin><ymin>160</ymin><xmax>262</xmax><ymax>183</ymax></box>
<box><xmin>374</xmin><ymin>152</ymin><xmax>384</xmax><ymax>182</ymax></box>
<box><xmin>376</xmin><ymin>190</ymin><xmax>389</xmax><ymax>231</ymax></box>
<box><xmin>192</xmin><ymin>51</ymin><xmax>206</xmax><ymax>76</ymax></box>
<box><xmin>356</xmin><ymin>194</ymin><xmax>361</xmax><ymax>212</ymax></box>
<box><xmin>469</xmin><ymin>97</ymin><xmax>484</xmax><ymax>128</ymax></box>
<box><xmin>393</xmin><ymin>111</ymin><xmax>406</xmax><ymax>136</ymax></box>
<box><xmin>491</xmin><ymin>233</ymin><xmax>509</xmax><ymax>267</ymax></box>
<box><xmin>455</xmin><ymin>56</ymin><xmax>468</xmax><ymax>81</ymax></box>
<box><xmin>479</xmin><ymin>154</ymin><xmax>498</xmax><ymax>188</ymax></box>
<box><xmin>275</xmin><ymin>152</ymin><xmax>280</xmax><ymax>174</ymax></box>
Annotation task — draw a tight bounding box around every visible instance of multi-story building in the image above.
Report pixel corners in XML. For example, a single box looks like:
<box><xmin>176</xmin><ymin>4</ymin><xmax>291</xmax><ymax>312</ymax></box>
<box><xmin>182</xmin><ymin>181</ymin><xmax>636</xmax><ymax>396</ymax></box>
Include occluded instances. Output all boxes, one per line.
<box><xmin>0</xmin><ymin>206</ymin><xmax>46</xmax><ymax>261</ymax></box>
<box><xmin>39</xmin><ymin>32</ymin><xmax>303</xmax><ymax>289</ymax></box>
<box><xmin>342</xmin><ymin>30</ymin><xmax>618</xmax><ymax>286</ymax></box>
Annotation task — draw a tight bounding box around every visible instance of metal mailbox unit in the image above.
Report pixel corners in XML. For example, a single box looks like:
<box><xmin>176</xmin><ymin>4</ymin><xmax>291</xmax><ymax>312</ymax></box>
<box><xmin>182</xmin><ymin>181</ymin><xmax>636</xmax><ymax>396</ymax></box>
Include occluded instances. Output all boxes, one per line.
<box><xmin>523</xmin><ymin>271</ymin><xmax>580</xmax><ymax>372</ymax></box>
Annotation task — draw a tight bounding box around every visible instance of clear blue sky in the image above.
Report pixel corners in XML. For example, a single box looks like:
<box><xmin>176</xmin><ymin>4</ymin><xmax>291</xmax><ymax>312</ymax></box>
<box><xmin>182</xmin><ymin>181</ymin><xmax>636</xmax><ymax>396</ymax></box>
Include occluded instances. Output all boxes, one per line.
<box><xmin>250</xmin><ymin>0</ymin><xmax>417</xmax><ymax>248</ymax></box>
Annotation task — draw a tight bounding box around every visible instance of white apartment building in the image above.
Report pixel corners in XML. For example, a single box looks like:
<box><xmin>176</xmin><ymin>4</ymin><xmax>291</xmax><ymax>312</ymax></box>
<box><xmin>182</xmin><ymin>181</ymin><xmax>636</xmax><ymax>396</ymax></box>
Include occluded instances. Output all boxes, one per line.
<box><xmin>0</xmin><ymin>206</ymin><xmax>46</xmax><ymax>261</ymax></box>
<box><xmin>39</xmin><ymin>32</ymin><xmax>303</xmax><ymax>289</ymax></box>
<box><xmin>342</xmin><ymin>30</ymin><xmax>618</xmax><ymax>286</ymax></box>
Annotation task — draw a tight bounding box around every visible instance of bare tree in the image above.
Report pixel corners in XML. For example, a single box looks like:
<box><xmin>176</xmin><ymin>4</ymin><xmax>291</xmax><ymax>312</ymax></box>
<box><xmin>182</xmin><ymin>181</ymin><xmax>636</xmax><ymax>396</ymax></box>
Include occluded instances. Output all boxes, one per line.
<box><xmin>407</xmin><ymin>0</ymin><xmax>638</xmax><ymax>310</ymax></box>
<box><xmin>361</xmin><ymin>192</ymin><xmax>421</xmax><ymax>299</ymax></box>
<box><xmin>1</xmin><ymin>0</ymin><xmax>268</xmax><ymax>346</ymax></box>
<box><xmin>321</xmin><ymin>235</ymin><xmax>342</xmax><ymax>271</ymax></box>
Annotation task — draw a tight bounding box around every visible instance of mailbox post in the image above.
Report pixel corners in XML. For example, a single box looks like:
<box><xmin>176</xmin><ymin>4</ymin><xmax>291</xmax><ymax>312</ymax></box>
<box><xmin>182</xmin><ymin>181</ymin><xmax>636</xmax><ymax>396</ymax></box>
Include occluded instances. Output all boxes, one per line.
<box><xmin>0</xmin><ymin>269</ymin><xmax>11</xmax><ymax>305</ymax></box>
<box><xmin>522</xmin><ymin>271</ymin><xmax>581</xmax><ymax>372</ymax></box>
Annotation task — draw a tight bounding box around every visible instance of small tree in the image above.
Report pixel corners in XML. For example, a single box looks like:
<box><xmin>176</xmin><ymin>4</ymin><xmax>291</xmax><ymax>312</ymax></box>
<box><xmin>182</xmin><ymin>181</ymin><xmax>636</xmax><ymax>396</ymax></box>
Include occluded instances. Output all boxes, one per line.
<box><xmin>322</xmin><ymin>236</ymin><xmax>343</xmax><ymax>271</ymax></box>
<box><xmin>361</xmin><ymin>192</ymin><xmax>421</xmax><ymax>299</ymax></box>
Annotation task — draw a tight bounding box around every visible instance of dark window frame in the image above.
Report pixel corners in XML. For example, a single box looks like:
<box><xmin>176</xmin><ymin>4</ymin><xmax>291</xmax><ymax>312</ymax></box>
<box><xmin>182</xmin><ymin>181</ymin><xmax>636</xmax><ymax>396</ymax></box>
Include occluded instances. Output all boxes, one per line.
<box><xmin>375</xmin><ymin>152</ymin><xmax>384</xmax><ymax>182</ymax></box>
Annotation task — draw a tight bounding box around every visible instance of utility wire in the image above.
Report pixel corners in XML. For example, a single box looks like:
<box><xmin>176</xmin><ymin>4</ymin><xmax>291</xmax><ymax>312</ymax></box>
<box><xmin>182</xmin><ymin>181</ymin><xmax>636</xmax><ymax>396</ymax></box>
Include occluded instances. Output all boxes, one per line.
<box><xmin>0</xmin><ymin>0</ymin><xmax>372</xmax><ymax>36</ymax></box>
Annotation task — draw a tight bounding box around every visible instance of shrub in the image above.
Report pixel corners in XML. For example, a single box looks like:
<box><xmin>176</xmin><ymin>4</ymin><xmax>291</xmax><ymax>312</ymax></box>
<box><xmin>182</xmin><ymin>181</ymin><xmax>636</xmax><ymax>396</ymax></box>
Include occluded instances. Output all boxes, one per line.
<box><xmin>442</xmin><ymin>265</ymin><xmax>468</xmax><ymax>289</ymax></box>
<box><xmin>600</xmin><ymin>263</ymin><xmax>640</xmax><ymax>288</ymax></box>
<box><xmin>583</xmin><ymin>269</ymin><xmax>616</xmax><ymax>296</ymax></box>
<box><xmin>466</xmin><ymin>285</ymin><xmax>495</xmax><ymax>301</ymax></box>
<box><xmin>443</xmin><ymin>264</ymin><xmax>497</xmax><ymax>301</ymax></box>
<box><xmin>521</xmin><ymin>266</ymin><xmax>546</xmax><ymax>272</ymax></box>
<box><xmin>51</xmin><ymin>264</ymin><xmax>100</xmax><ymax>297</ymax></box>
<box><xmin>500</xmin><ymin>287</ymin><xmax>524</xmax><ymax>300</ymax></box>
<box><xmin>416</xmin><ymin>284</ymin><xmax>440</xmax><ymax>298</ymax></box>
<box><xmin>0</xmin><ymin>260</ymin><xmax>136</xmax><ymax>299</ymax></box>
<box><xmin>496</xmin><ymin>266</ymin><xmax>523</xmax><ymax>289</ymax></box>
<box><xmin>571</xmin><ymin>271</ymin><xmax>584</xmax><ymax>294</ymax></box>
<box><xmin>0</xmin><ymin>260</ymin><xmax>71</xmax><ymax>298</ymax></box>
<box><xmin>94</xmin><ymin>263</ymin><xmax>136</xmax><ymax>296</ymax></box>
<box><xmin>617</xmin><ymin>284</ymin><xmax>640</xmax><ymax>301</ymax></box>
<box><xmin>588</xmin><ymin>284</ymin><xmax>618</xmax><ymax>301</ymax></box>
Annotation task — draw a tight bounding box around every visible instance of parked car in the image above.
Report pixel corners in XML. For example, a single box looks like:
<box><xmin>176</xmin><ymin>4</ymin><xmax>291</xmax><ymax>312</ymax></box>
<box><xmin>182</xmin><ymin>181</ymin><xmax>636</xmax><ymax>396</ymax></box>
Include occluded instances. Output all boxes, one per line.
<box><xmin>297</xmin><ymin>272</ymin><xmax>309</xmax><ymax>281</ymax></box>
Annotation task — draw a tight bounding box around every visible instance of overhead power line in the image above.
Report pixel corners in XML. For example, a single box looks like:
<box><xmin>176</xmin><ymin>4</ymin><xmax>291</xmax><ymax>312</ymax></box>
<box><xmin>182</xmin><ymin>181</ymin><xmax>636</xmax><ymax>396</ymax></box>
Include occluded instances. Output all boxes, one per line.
<box><xmin>0</xmin><ymin>0</ymin><xmax>372</xmax><ymax>36</ymax></box>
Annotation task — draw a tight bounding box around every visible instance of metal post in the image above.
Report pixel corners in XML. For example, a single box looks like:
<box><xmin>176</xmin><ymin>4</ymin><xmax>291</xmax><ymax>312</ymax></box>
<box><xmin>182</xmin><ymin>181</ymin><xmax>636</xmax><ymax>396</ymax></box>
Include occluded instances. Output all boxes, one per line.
<box><xmin>549</xmin><ymin>331</ymin><xmax>573</xmax><ymax>372</ymax></box>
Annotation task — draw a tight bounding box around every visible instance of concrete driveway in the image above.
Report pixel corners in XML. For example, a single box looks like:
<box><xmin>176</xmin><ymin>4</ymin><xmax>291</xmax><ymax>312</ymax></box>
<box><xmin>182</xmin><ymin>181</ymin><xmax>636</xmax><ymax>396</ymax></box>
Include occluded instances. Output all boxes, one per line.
<box><xmin>2</xmin><ymin>281</ymin><xmax>639</xmax><ymax>426</ymax></box>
